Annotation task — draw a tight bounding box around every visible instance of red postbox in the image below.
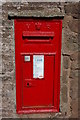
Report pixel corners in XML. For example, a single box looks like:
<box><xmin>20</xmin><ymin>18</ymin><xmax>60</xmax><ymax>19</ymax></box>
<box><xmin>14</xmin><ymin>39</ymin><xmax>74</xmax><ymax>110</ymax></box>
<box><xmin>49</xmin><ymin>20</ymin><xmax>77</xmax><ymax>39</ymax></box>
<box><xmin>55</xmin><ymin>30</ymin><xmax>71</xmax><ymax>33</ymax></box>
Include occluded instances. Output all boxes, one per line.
<box><xmin>14</xmin><ymin>18</ymin><xmax>62</xmax><ymax>114</ymax></box>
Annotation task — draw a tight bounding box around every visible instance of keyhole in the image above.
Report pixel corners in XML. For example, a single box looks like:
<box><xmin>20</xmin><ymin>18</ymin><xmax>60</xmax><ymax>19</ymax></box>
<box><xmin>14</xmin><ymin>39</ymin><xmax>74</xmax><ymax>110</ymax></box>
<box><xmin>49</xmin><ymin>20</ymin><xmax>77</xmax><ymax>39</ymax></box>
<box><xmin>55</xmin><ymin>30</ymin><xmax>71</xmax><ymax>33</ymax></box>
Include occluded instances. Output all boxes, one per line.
<box><xmin>27</xmin><ymin>83</ymin><xmax>29</xmax><ymax>87</ymax></box>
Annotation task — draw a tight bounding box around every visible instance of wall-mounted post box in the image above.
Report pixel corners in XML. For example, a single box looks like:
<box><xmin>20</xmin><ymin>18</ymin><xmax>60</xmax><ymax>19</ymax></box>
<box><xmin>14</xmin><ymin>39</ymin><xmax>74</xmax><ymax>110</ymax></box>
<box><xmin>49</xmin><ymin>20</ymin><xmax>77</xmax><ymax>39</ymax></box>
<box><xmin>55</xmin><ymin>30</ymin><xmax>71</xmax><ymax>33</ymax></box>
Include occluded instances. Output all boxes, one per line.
<box><xmin>14</xmin><ymin>18</ymin><xmax>63</xmax><ymax>114</ymax></box>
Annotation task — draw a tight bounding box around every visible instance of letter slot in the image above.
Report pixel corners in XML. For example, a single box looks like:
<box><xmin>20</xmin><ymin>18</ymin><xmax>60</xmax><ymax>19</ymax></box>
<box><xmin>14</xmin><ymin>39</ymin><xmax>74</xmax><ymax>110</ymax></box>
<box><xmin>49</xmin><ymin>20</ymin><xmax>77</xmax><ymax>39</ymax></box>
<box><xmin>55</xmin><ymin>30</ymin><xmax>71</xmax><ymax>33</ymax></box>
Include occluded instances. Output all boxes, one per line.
<box><xmin>22</xmin><ymin>31</ymin><xmax>54</xmax><ymax>43</ymax></box>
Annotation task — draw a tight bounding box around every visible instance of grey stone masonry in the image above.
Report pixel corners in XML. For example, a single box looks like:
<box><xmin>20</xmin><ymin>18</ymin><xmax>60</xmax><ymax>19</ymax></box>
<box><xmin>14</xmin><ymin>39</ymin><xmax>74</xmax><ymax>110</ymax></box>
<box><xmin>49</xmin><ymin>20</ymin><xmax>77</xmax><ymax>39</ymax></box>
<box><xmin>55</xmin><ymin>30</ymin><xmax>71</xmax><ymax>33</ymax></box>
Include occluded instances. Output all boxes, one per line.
<box><xmin>0</xmin><ymin>1</ymin><xmax>79</xmax><ymax>118</ymax></box>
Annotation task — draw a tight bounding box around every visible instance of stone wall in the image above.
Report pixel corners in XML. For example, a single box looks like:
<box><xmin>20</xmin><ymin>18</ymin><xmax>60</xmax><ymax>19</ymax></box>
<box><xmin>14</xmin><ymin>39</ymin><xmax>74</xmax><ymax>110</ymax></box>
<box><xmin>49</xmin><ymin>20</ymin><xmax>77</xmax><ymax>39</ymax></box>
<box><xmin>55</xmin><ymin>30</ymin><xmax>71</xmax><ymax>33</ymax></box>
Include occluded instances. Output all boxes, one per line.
<box><xmin>0</xmin><ymin>1</ymin><xmax>79</xmax><ymax>119</ymax></box>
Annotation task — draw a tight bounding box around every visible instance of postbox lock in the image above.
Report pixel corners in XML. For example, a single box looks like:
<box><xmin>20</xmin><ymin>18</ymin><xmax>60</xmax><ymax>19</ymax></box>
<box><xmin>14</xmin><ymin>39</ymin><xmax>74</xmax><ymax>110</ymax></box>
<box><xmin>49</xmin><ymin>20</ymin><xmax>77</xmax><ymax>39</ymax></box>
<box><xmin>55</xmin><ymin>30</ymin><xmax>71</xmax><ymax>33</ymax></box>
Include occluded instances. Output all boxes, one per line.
<box><xmin>27</xmin><ymin>82</ymin><xmax>29</xmax><ymax>87</ymax></box>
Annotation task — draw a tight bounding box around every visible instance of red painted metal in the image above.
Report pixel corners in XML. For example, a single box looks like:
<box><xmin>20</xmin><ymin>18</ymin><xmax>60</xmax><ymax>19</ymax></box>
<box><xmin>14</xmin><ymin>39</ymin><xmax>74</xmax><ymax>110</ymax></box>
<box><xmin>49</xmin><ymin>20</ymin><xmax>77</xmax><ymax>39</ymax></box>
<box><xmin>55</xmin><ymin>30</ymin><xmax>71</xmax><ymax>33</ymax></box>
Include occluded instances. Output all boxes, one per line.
<box><xmin>14</xmin><ymin>19</ymin><xmax>62</xmax><ymax>114</ymax></box>
<box><xmin>23</xmin><ymin>31</ymin><xmax>54</xmax><ymax>37</ymax></box>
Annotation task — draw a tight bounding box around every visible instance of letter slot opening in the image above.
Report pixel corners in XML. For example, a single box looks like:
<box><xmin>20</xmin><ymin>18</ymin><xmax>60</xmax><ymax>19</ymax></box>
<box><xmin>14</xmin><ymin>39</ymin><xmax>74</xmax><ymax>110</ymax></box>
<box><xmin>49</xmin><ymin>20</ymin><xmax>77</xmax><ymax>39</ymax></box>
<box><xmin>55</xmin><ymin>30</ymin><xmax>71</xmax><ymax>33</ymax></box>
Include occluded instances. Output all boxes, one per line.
<box><xmin>22</xmin><ymin>31</ymin><xmax>54</xmax><ymax>43</ymax></box>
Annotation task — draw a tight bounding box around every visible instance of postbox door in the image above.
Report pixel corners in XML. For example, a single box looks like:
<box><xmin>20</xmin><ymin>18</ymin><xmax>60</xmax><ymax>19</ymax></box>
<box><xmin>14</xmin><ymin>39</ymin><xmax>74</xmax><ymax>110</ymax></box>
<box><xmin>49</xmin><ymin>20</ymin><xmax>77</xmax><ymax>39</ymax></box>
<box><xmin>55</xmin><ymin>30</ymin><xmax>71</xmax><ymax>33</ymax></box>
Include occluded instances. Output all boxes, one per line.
<box><xmin>22</xmin><ymin>54</ymin><xmax>55</xmax><ymax>107</ymax></box>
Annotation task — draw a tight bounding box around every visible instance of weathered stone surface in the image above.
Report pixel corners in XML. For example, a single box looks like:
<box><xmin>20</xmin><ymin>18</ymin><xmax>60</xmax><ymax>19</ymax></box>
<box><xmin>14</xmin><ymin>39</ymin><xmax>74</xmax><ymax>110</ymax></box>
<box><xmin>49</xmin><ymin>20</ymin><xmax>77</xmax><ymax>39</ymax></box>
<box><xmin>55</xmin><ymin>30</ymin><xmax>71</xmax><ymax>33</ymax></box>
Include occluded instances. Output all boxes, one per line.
<box><xmin>70</xmin><ymin>89</ymin><xmax>78</xmax><ymax>100</ymax></box>
<box><xmin>69</xmin><ymin>70</ymin><xmax>79</xmax><ymax>79</ymax></box>
<box><xmin>1</xmin><ymin>2</ymin><xmax>79</xmax><ymax>118</ymax></box>
<box><xmin>67</xmin><ymin>32</ymin><xmax>78</xmax><ymax>44</ymax></box>
<box><xmin>26</xmin><ymin>113</ymin><xmax>51</xmax><ymax>118</ymax></box>
<box><xmin>64</xmin><ymin>2</ymin><xmax>79</xmax><ymax>18</ymax></box>
<box><xmin>2</xmin><ymin>55</ymin><xmax>14</xmax><ymax>74</ymax></box>
<box><xmin>63</xmin><ymin>15</ymin><xmax>73</xmax><ymax>28</ymax></box>
<box><xmin>71</xmin><ymin>60</ymin><xmax>80</xmax><ymax>70</ymax></box>
<box><xmin>70</xmin><ymin>78</ymin><xmax>78</xmax><ymax>100</ymax></box>
<box><xmin>2</xmin><ymin>19</ymin><xmax>13</xmax><ymax>26</ymax></box>
<box><xmin>63</xmin><ymin>56</ymin><xmax>70</xmax><ymax>69</ymax></box>
<box><xmin>62</xmin><ymin>69</ymin><xmax>68</xmax><ymax>84</ymax></box>
<box><xmin>70</xmin><ymin>99</ymin><xmax>78</xmax><ymax>118</ymax></box>
<box><xmin>2</xmin><ymin>74</ymin><xmax>15</xmax><ymax>84</ymax></box>
<box><xmin>8</xmin><ymin>2</ymin><xmax>64</xmax><ymax>17</ymax></box>
<box><xmin>62</xmin><ymin>28</ymin><xmax>78</xmax><ymax>55</ymax></box>
<box><xmin>7</xmin><ymin>2</ymin><xmax>64</xmax><ymax>18</ymax></box>
<box><xmin>2</xmin><ymin>95</ymin><xmax>15</xmax><ymax>110</ymax></box>
<box><xmin>70</xmin><ymin>78</ymin><xmax>78</xmax><ymax>89</ymax></box>
<box><xmin>61</xmin><ymin>85</ymin><xmax>68</xmax><ymax>103</ymax></box>
<box><xmin>70</xmin><ymin>51</ymin><xmax>79</xmax><ymax>61</ymax></box>
<box><xmin>63</xmin><ymin>41</ymin><xmax>78</xmax><ymax>53</ymax></box>
<box><xmin>2</xmin><ymin>109</ymin><xmax>14</xmax><ymax>118</ymax></box>
<box><xmin>68</xmin><ymin>19</ymin><xmax>79</xmax><ymax>33</ymax></box>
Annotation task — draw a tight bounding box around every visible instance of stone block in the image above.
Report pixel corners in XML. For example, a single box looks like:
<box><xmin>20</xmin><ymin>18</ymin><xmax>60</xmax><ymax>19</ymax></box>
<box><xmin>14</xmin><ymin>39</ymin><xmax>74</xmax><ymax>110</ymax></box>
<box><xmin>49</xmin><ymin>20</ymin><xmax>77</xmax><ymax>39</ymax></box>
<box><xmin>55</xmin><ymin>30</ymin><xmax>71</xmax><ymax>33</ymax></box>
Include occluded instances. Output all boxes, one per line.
<box><xmin>62</xmin><ymin>30</ymin><xmax>78</xmax><ymax>54</ymax></box>
<box><xmin>68</xmin><ymin>19</ymin><xmax>79</xmax><ymax>33</ymax></box>
<box><xmin>61</xmin><ymin>85</ymin><xmax>68</xmax><ymax>103</ymax></box>
<box><xmin>59</xmin><ymin>102</ymin><xmax>69</xmax><ymax>117</ymax></box>
<box><xmin>27</xmin><ymin>113</ymin><xmax>51</xmax><ymax>118</ymax></box>
<box><xmin>71</xmin><ymin>60</ymin><xmax>80</xmax><ymax>70</ymax></box>
<box><xmin>63</xmin><ymin>56</ymin><xmax>70</xmax><ymax>69</ymax></box>
<box><xmin>2</xmin><ymin>74</ymin><xmax>15</xmax><ymax>84</ymax></box>
<box><xmin>69</xmin><ymin>78</ymin><xmax>78</xmax><ymax>100</ymax></box>
<box><xmin>70</xmin><ymin>78</ymin><xmax>78</xmax><ymax>89</ymax></box>
<box><xmin>62</xmin><ymin>69</ymin><xmax>68</xmax><ymax>84</ymax></box>
<box><xmin>71</xmin><ymin>99</ymin><xmax>78</xmax><ymax>118</ymax></box>
<box><xmin>2</xmin><ymin>19</ymin><xmax>13</xmax><ymax>26</ymax></box>
<box><xmin>64</xmin><ymin>3</ymin><xmax>79</xmax><ymax>15</ymax></box>
<box><xmin>67</xmin><ymin>32</ymin><xmax>78</xmax><ymax>45</ymax></box>
<box><xmin>2</xmin><ymin>31</ymin><xmax>13</xmax><ymax>38</ymax></box>
<box><xmin>2</xmin><ymin>95</ymin><xmax>15</xmax><ymax>111</ymax></box>
<box><xmin>2</xmin><ymin>26</ymin><xmax>13</xmax><ymax>33</ymax></box>
<box><xmin>2</xmin><ymin>83</ymin><xmax>14</xmax><ymax>94</ymax></box>
<box><xmin>2</xmin><ymin>60</ymin><xmax>14</xmax><ymax>74</ymax></box>
<box><xmin>2</xmin><ymin>83</ymin><xmax>15</xmax><ymax>110</ymax></box>
<box><xmin>70</xmin><ymin>51</ymin><xmax>79</xmax><ymax>61</ymax></box>
<box><xmin>63</xmin><ymin>15</ymin><xmax>73</xmax><ymax>28</ymax></box>
<box><xmin>69</xmin><ymin>79</ymin><xmax>79</xmax><ymax>100</ymax></box>
<box><xmin>64</xmin><ymin>42</ymin><xmax>78</xmax><ymax>53</ymax></box>
<box><xmin>2</xmin><ymin>109</ymin><xmax>14</xmax><ymax>118</ymax></box>
<box><xmin>69</xmin><ymin>70</ymin><xmax>79</xmax><ymax>79</ymax></box>
<box><xmin>70</xmin><ymin>90</ymin><xmax>78</xmax><ymax>100</ymax></box>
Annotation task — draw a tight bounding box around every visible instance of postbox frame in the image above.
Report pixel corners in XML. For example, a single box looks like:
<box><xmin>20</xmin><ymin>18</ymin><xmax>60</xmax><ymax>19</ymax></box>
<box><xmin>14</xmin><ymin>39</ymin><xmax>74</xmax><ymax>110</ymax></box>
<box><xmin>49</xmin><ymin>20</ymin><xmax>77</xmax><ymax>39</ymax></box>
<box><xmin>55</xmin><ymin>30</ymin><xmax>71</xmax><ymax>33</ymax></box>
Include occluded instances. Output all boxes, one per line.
<box><xmin>14</xmin><ymin>18</ymin><xmax>62</xmax><ymax>114</ymax></box>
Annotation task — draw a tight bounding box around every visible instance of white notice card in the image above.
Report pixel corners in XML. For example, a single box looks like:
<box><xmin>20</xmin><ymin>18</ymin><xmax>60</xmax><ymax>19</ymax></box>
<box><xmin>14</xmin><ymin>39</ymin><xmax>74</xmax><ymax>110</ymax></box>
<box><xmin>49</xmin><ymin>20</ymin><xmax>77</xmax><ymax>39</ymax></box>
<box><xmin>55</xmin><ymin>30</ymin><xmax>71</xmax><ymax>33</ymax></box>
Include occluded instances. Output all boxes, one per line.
<box><xmin>33</xmin><ymin>55</ymin><xmax>44</xmax><ymax>79</ymax></box>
